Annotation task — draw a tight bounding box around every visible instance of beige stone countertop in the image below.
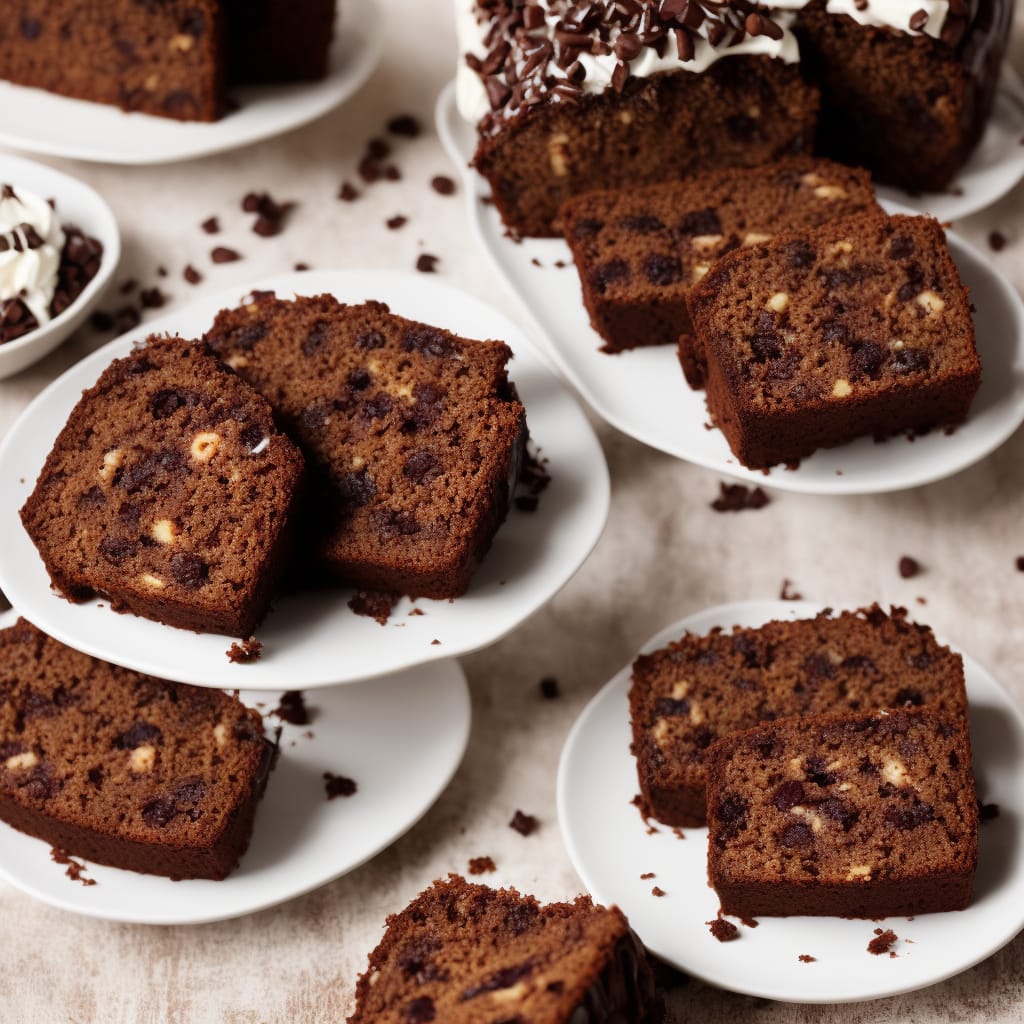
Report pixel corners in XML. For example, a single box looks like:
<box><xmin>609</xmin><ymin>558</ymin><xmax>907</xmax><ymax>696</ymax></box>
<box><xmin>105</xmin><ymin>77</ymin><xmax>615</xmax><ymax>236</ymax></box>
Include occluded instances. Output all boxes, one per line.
<box><xmin>2</xmin><ymin>4</ymin><xmax>1024</xmax><ymax>1021</ymax></box>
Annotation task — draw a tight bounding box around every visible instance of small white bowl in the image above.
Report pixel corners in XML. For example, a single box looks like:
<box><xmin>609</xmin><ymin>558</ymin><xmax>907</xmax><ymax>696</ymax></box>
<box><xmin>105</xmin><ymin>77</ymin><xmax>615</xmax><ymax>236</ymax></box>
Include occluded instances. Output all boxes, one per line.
<box><xmin>0</xmin><ymin>154</ymin><xmax>120</xmax><ymax>379</ymax></box>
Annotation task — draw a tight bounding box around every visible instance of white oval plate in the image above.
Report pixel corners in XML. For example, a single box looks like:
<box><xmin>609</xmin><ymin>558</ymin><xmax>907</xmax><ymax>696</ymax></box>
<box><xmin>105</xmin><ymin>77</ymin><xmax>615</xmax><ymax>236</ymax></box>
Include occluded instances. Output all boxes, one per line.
<box><xmin>557</xmin><ymin>599</ymin><xmax>1024</xmax><ymax>1004</ymax></box>
<box><xmin>436</xmin><ymin>82</ymin><xmax>1024</xmax><ymax>496</ymax></box>
<box><xmin>0</xmin><ymin>154</ymin><xmax>120</xmax><ymax>379</ymax></box>
<box><xmin>0</xmin><ymin>270</ymin><xmax>609</xmax><ymax>689</ymax></box>
<box><xmin>0</xmin><ymin>607</ymin><xmax>470</xmax><ymax>925</ymax></box>
<box><xmin>0</xmin><ymin>0</ymin><xmax>383</xmax><ymax>165</ymax></box>
<box><xmin>875</xmin><ymin>67</ymin><xmax>1024</xmax><ymax>223</ymax></box>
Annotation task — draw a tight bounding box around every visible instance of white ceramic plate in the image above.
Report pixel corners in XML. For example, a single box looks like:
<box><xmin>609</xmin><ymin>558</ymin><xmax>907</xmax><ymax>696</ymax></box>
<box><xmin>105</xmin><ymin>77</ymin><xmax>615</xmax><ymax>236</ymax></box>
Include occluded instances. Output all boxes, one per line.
<box><xmin>0</xmin><ymin>0</ymin><xmax>383</xmax><ymax>165</ymax></box>
<box><xmin>557</xmin><ymin>599</ymin><xmax>1024</xmax><ymax>1004</ymax></box>
<box><xmin>875</xmin><ymin>67</ymin><xmax>1024</xmax><ymax>223</ymax></box>
<box><xmin>0</xmin><ymin>604</ymin><xmax>471</xmax><ymax>925</ymax></box>
<box><xmin>436</xmin><ymin>82</ymin><xmax>1024</xmax><ymax>496</ymax></box>
<box><xmin>0</xmin><ymin>269</ymin><xmax>609</xmax><ymax>689</ymax></box>
<box><xmin>0</xmin><ymin>155</ymin><xmax>120</xmax><ymax>379</ymax></box>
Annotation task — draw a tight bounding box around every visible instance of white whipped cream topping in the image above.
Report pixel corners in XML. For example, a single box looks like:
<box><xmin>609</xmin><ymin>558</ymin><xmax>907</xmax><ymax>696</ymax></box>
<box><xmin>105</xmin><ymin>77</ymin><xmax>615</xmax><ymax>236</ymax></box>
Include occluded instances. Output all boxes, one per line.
<box><xmin>455</xmin><ymin>1</ymin><xmax>950</xmax><ymax>124</ymax></box>
<box><xmin>826</xmin><ymin>0</ymin><xmax>947</xmax><ymax>40</ymax></box>
<box><xmin>0</xmin><ymin>184</ymin><xmax>65</xmax><ymax>326</ymax></box>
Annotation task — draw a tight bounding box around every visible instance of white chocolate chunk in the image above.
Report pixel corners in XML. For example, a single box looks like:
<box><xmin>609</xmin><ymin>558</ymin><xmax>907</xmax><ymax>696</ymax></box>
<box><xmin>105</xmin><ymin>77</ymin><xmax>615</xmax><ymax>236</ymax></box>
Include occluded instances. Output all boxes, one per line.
<box><xmin>5</xmin><ymin>750</ymin><xmax>38</xmax><ymax>771</ymax></box>
<box><xmin>190</xmin><ymin>432</ymin><xmax>220</xmax><ymax>463</ymax></box>
<box><xmin>832</xmin><ymin>378</ymin><xmax>852</xmax><ymax>398</ymax></box>
<box><xmin>151</xmin><ymin>519</ymin><xmax>176</xmax><ymax>545</ymax></box>
<box><xmin>129</xmin><ymin>745</ymin><xmax>156</xmax><ymax>773</ymax></box>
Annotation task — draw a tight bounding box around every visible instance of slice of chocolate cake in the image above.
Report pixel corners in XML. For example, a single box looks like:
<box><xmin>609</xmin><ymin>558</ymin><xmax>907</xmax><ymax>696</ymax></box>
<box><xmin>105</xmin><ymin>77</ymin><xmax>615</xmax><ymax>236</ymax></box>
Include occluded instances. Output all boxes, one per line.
<box><xmin>0</xmin><ymin>618</ymin><xmax>275</xmax><ymax>880</ymax></box>
<box><xmin>705</xmin><ymin>707</ymin><xmax>978</xmax><ymax>918</ymax></box>
<box><xmin>689</xmin><ymin>212</ymin><xmax>980</xmax><ymax>469</ymax></box>
<box><xmin>559</xmin><ymin>157</ymin><xmax>879</xmax><ymax>383</ymax></box>
<box><xmin>204</xmin><ymin>293</ymin><xmax>527</xmax><ymax>599</ymax></box>
<box><xmin>630</xmin><ymin>606</ymin><xmax>967</xmax><ymax>827</ymax></box>
<box><xmin>20</xmin><ymin>336</ymin><xmax>305</xmax><ymax>636</ymax></box>
<box><xmin>348</xmin><ymin>875</ymin><xmax>663</xmax><ymax>1023</ymax></box>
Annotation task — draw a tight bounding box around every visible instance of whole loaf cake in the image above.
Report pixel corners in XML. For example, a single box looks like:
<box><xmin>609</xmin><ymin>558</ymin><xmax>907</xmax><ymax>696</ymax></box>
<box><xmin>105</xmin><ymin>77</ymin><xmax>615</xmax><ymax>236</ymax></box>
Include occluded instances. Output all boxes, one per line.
<box><xmin>0</xmin><ymin>619</ymin><xmax>275</xmax><ymax>880</ymax></box>
<box><xmin>348</xmin><ymin>875</ymin><xmax>663</xmax><ymax>1023</ymax></box>
<box><xmin>0</xmin><ymin>0</ymin><xmax>336</xmax><ymax>121</ymax></box>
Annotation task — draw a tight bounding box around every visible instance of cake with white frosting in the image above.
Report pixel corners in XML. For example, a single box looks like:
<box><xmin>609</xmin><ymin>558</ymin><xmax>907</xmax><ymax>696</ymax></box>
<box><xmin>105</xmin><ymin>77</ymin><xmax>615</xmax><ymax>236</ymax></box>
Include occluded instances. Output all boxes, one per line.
<box><xmin>455</xmin><ymin>1</ymin><xmax>1012</xmax><ymax>234</ymax></box>
<box><xmin>456</xmin><ymin>0</ymin><xmax>820</xmax><ymax>237</ymax></box>
<box><xmin>0</xmin><ymin>184</ymin><xmax>103</xmax><ymax>345</ymax></box>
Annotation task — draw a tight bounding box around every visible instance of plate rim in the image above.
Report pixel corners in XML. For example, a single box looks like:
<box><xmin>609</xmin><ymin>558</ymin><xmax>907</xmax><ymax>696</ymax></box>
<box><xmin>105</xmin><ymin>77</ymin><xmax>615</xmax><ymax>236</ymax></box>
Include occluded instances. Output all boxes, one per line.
<box><xmin>556</xmin><ymin>598</ymin><xmax>1024</xmax><ymax>1003</ymax></box>
<box><xmin>435</xmin><ymin>80</ymin><xmax>1024</xmax><ymax>497</ymax></box>
<box><xmin>0</xmin><ymin>0</ymin><xmax>384</xmax><ymax>166</ymax></box>
<box><xmin>0</xmin><ymin>267</ymin><xmax>610</xmax><ymax>689</ymax></box>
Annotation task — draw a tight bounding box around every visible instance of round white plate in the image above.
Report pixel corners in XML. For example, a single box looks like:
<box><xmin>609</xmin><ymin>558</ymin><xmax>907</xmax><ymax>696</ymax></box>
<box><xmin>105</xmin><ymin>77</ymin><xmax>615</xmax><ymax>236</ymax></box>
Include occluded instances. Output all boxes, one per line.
<box><xmin>0</xmin><ymin>154</ymin><xmax>120</xmax><ymax>379</ymax></box>
<box><xmin>875</xmin><ymin>67</ymin><xmax>1024</xmax><ymax>223</ymax></box>
<box><xmin>436</xmin><ymin>82</ymin><xmax>1024</xmax><ymax>496</ymax></box>
<box><xmin>0</xmin><ymin>269</ymin><xmax>609</xmax><ymax>689</ymax></box>
<box><xmin>0</xmin><ymin>0</ymin><xmax>383</xmax><ymax>165</ymax></box>
<box><xmin>0</xmin><ymin>604</ymin><xmax>471</xmax><ymax>925</ymax></box>
<box><xmin>557</xmin><ymin>599</ymin><xmax>1024</xmax><ymax>1004</ymax></box>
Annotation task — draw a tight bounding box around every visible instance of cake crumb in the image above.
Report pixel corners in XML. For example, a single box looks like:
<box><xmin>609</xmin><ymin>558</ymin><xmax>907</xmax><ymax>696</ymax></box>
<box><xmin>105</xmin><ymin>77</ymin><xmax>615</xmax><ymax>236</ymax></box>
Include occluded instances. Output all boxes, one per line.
<box><xmin>387</xmin><ymin>114</ymin><xmax>421</xmax><ymax>137</ymax></box>
<box><xmin>710</xmin><ymin>482</ymin><xmax>771</xmax><ymax>512</ymax></box>
<box><xmin>979</xmin><ymin>801</ymin><xmax>1000</xmax><ymax>822</ymax></box>
<box><xmin>272</xmin><ymin>690</ymin><xmax>310</xmax><ymax>725</ymax></box>
<box><xmin>324</xmin><ymin>773</ymin><xmax>357</xmax><ymax>800</ymax></box>
<box><xmin>780</xmin><ymin>578</ymin><xmax>803</xmax><ymax>601</ymax></box>
<box><xmin>50</xmin><ymin>848</ymin><xmax>96</xmax><ymax>887</ymax></box>
<box><xmin>707</xmin><ymin>917</ymin><xmax>737</xmax><ymax>941</ymax></box>
<box><xmin>416</xmin><ymin>253</ymin><xmax>440</xmax><ymax>273</ymax></box>
<box><xmin>431</xmin><ymin>175</ymin><xmax>457</xmax><ymax>196</ymax></box>
<box><xmin>651</xmin><ymin>886</ymin><xmax>666</xmax><ymax>898</ymax></box>
<box><xmin>211</xmin><ymin>246</ymin><xmax>242</xmax><ymax>264</ymax></box>
<box><xmin>671</xmin><ymin>827</ymin><xmax>686</xmax><ymax>840</ymax></box>
<box><xmin>631</xmin><ymin>793</ymin><xmax>659</xmax><ymax>834</ymax></box>
<box><xmin>184</xmin><ymin>264</ymin><xmax>202</xmax><ymax>285</ymax></box>
<box><xmin>640</xmin><ymin>872</ymin><xmax>655</xmax><ymax>880</ymax></box>
<box><xmin>899</xmin><ymin>556</ymin><xmax>922</xmax><ymax>578</ymax></box>
<box><xmin>201</xmin><ymin>216</ymin><xmax>220</xmax><ymax>234</ymax></box>
<box><xmin>515</xmin><ymin>447</ymin><xmax>552</xmax><ymax>512</ymax></box>
<box><xmin>989</xmin><ymin>230</ymin><xmax>1007</xmax><ymax>252</ymax></box>
<box><xmin>798</xmin><ymin>954</ymin><xmax>817</xmax><ymax>963</ymax></box>
<box><xmin>509</xmin><ymin>810</ymin><xmax>538</xmax><ymax>836</ymax></box>
<box><xmin>348</xmin><ymin>590</ymin><xmax>400</xmax><ymax>624</ymax></box>
<box><xmin>386</xmin><ymin>214</ymin><xmax>408</xmax><ymax>230</ymax></box>
<box><xmin>338</xmin><ymin>182</ymin><xmax>360</xmax><ymax>202</ymax></box>
<box><xmin>226</xmin><ymin>637</ymin><xmax>262</xmax><ymax>663</ymax></box>
<box><xmin>868</xmin><ymin>928</ymin><xmax>898</xmax><ymax>955</ymax></box>
<box><xmin>468</xmin><ymin>855</ymin><xmax>496</xmax><ymax>875</ymax></box>
<box><xmin>539</xmin><ymin>676</ymin><xmax>560</xmax><ymax>700</ymax></box>
<box><xmin>409</xmin><ymin>607</ymin><xmax>425</xmax><ymax>617</ymax></box>
<box><xmin>431</xmin><ymin>638</ymin><xmax>441</xmax><ymax>645</ymax></box>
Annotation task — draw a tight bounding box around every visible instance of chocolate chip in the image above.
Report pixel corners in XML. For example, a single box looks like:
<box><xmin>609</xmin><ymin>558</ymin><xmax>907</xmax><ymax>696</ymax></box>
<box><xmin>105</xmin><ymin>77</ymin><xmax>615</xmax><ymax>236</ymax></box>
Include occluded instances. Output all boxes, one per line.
<box><xmin>386</xmin><ymin>215</ymin><xmax>408</xmax><ymax>230</ymax></box>
<box><xmin>403</xmin><ymin>997</ymin><xmax>435</xmax><ymax>1022</ymax></box>
<box><xmin>184</xmin><ymin>264</ymin><xmax>203</xmax><ymax>285</ymax></box>
<box><xmin>654</xmin><ymin>697</ymin><xmax>690</xmax><ymax>717</ymax></box>
<box><xmin>591</xmin><ymin>258</ymin><xmax>630</xmax><ymax>294</ymax></box>
<box><xmin>890</xmin><ymin>348</ymin><xmax>930</xmax><ymax>374</ymax></box>
<box><xmin>677</xmin><ymin>208</ymin><xmax>722</xmax><ymax>237</ymax></box>
<box><xmin>402</xmin><ymin>326</ymin><xmax>454</xmax><ymax>358</ymax></box>
<box><xmin>782</xmin><ymin>240</ymin><xmax>815</xmax><ymax>269</ymax></box>
<box><xmin>622</xmin><ymin>215</ymin><xmax>665</xmax><ymax>234</ymax></box>
<box><xmin>324</xmin><ymin>773</ymin><xmax>357</xmax><ymax>799</ymax></box>
<box><xmin>539</xmin><ymin>677</ymin><xmax>559</xmax><ymax>699</ymax></box>
<box><xmin>302</xmin><ymin>320</ymin><xmax>331</xmax><ymax>356</ymax></box>
<box><xmin>170</xmin><ymin>553</ymin><xmax>209</xmax><ymax>589</ymax></box>
<box><xmin>372</xmin><ymin>509</ymin><xmax>420</xmax><ymax>538</ymax></box>
<box><xmin>462</xmin><ymin>963</ymin><xmax>533</xmax><ymax>1000</ymax></box>
<box><xmin>211</xmin><ymin>247</ymin><xmax>241</xmax><ymax>264</ymax></box>
<box><xmin>773</xmin><ymin>781</ymin><xmax>805</xmax><ymax>811</ymax></box>
<box><xmin>431</xmin><ymin>175</ymin><xmax>456</xmax><ymax>196</ymax></box>
<box><xmin>895</xmin><ymin>688</ymin><xmax>924</xmax><ymax>706</ymax></box>
<box><xmin>644</xmin><ymin>253</ymin><xmax>681</xmax><ymax>286</ymax></box>
<box><xmin>149</xmin><ymin>388</ymin><xmax>195</xmax><ymax>420</ymax></box>
<box><xmin>90</xmin><ymin>311</ymin><xmax>115</xmax><ymax>332</ymax></box>
<box><xmin>819</xmin><ymin>797</ymin><xmax>858</xmax><ymax>830</ymax></box>
<box><xmin>849</xmin><ymin>341</ymin><xmax>887</xmax><ymax>378</ymax></box>
<box><xmin>717</xmin><ymin>795</ymin><xmax>748</xmax><ymax>825</ymax></box>
<box><xmin>356</xmin><ymin>328</ymin><xmax>385</xmax><ymax>350</ymax></box>
<box><xmin>885</xmin><ymin>802</ymin><xmax>934</xmax><ymax>830</ymax></box>
<box><xmin>387</xmin><ymin>114</ymin><xmax>421</xmax><ymax>137</ymax></box>
<box><xmin>509</xmin><ymin>810</ymin><xmax>538</xmax><ymax>836</ymax></box>
<box><xmin>887</xmin><ymin>235</ymin><xmax>915</xmax><ymax>260</ymax></box>
<box><xmin>140</xmin><ymin>287</ymin><xmax>166</xmax><ymax>309</ymax></box>
<box><xmin>338</xmin><ymin>182</ymin><xmax>360</xmax><ymax>202</ymax></box>
<box><xmin>572</xmin><ymin>217</ymin><xmax>603</xmax><ymax>240</ymax></box>
<box><xmin>114</xmin><ymin>721</ymin><xmax>162</xmax><ymax>750</ymax></box>
<box><xmin>403</xmin><ymin>451</ymin><xmax>442</xmax><ymax>485</ymax></box>
<box><xmin>20</xmin><ymin>18</ymin><xmax>42</xmax><ymax>40</ymax></box>
<box><xmin>99</xmin><ymin>536</ymin><xmax>136</xmax><ymax>564</ymax></box>
<box><xmin>201</xmin><ymin>216</ymin><xmax>220</xmax><ymax>234</ymax></box>
<box><xmin>989</xmin><ymin>231</ymin><xmax>1007</xmax><ymax>252</ymax></box>
<box><xmin>141</xmin><ymin>796</ymin><xmax>177</xmax><ymax>828</ymax></box>
<box><xmin>780</xmin><ymin>822</ymin><xmax>813</xmax><ymax>848</ymax></box>
<box><xmin>416</xmin><ymin>253</ymin><xmax>439</xmax><ymax>273</ymax></box>
<box><xmin>899</xmin><ymin>556</ymin><xmax>922</xmax><ymax>578</ymax></box>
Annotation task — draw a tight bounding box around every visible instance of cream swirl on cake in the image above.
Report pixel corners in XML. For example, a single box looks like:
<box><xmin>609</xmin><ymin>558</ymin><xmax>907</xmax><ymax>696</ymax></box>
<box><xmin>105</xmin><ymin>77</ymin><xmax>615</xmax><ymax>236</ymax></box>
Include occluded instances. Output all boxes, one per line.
<box><xmin>0</xmin><ymin>184</ymin><xmax>65</xmax><ymax>328</ymax></box>
<box><xmin>455</xmin><ymin>0</ymin><xmax>956</xmax><ymax>127</ymax></box>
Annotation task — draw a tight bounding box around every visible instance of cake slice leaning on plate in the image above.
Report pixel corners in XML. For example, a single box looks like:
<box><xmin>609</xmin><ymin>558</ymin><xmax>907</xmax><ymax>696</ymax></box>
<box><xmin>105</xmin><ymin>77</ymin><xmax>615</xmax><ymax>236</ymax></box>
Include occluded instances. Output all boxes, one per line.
<box><xmin>0</xmin><ymin>618</ymin><xmax>275</xmax><ymax>880</ymax></box>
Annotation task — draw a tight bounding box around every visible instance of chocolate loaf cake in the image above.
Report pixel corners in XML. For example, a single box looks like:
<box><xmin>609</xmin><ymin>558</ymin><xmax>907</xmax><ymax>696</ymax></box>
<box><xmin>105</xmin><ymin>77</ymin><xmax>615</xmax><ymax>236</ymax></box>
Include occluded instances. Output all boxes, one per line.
<box><xmin>20</xmin><ymin>336</ymin><xmax>305</xmax><ymax>636</ymax></box>
<box><xmin>630</xmin><ymin>605</ymin><xmax>967</xmax><ymax>827</ymax></box>
<box><xmin>348</xmin><ymin>875</ymin><xmax>663</xmax><ymax>1023</ymax></box>
<box><xmin>705</xmin><ymin>707</ymin><xmax>978</xmax><ymax>918</ymax></box>
<box><xmin>456</xmin><ymin>1</ymin><xmax>819</xmax><ymax>237</ymax></box>
<box><xmin>690</xmin><ymin>212</ymin><xmax>980</xmax><ymax>469</ymax></box>
<box><xmin>204</xmin><ymin>293</ymin><xmax>527</xmax><ymax>599</ymax></box>
<box><xmin>797</xmin><ymin>0</ymin><xmax>1014</xmax><ymax>192</ymax></box>
<box><xmin>0</xmin><ymin>0</ymin><xmax>336</xmax><ymax>122</ymax></box>
<box><xmin>0</xmin><ymin>618</ymin><xmax>275</xmax><ymax>880</ymax></box>
<box><xmin>559</xmin><ymin>157</ymin><xmax>879</xmax><ymax>381</ymax></box>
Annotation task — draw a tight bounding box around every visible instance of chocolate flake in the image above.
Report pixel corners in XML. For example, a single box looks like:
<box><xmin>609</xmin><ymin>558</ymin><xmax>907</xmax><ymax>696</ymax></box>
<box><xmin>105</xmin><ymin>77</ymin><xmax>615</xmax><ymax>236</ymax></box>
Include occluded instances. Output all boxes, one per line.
<box><xmin>201</xmin><ymin>216</ymin><xmax>220</xmax><ymax>234</ymax></box>
<box><xmin>387</xmin><ymin>214</ymin><xmax>409</xmax><ymax>230</ymax></box>
<box><xmin>431</xmin><ymin>175</ymin><xmax>457</xmax><ymax>196</ymax></box>
<box><xmin>416</xmin><ymin>253</ymin><xmax>440</xmax><ymax>273</ymax></box>
<box><xmin>899</xmin><ymin>556</ymin><xmax>922</xmax><ymax>578</ymax></box>
<box><xmin>211</xmin><ymin>246</ymin><xmax>242</xmax><ymax>264</ymax></box>
<box><xmin>509</xmin><ymin>810</ymin><xmax>538</xmax><ymax>836</ymax></box>
<box><xmin>324</xmin><ymin>773</ymin><xmax>357</xmax><ymax>800</ymax></box>
<box><xmin>184</xmin><ymin>264</ymin><xmax>203</xmax><ymax>284</ymax></box>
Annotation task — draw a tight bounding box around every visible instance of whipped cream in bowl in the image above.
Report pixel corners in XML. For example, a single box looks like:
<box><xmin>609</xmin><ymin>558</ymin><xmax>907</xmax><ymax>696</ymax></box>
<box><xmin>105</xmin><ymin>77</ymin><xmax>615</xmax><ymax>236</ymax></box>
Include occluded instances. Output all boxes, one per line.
<box><xmin>0</xmin><ymin>155</ymin><xmax>119</xmax><ymax>379</ymax></box>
